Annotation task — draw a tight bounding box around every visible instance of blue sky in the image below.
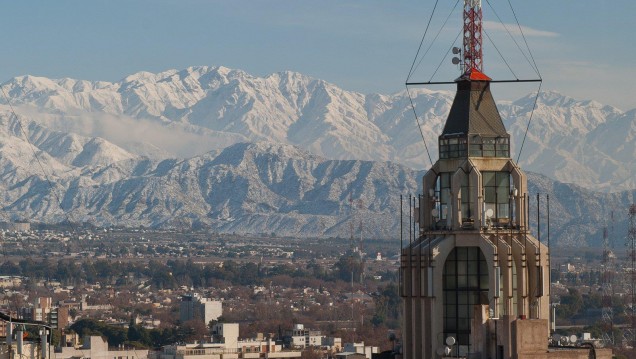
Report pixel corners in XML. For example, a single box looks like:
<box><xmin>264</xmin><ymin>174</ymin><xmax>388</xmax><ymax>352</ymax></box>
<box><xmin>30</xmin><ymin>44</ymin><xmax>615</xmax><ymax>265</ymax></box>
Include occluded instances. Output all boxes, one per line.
<box><xmin>0</xmin><ymin>1</ymin><xmax>633</xmax><ymax>110</ymax></box>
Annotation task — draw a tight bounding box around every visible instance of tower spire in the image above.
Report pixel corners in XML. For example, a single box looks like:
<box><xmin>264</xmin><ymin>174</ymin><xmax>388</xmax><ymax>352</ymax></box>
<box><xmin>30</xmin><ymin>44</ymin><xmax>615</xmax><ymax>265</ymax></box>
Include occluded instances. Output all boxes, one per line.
<box><xmin>463</xmin><ymin>0</ymin><xmax>484</xmax><ymax>73</ymax></box>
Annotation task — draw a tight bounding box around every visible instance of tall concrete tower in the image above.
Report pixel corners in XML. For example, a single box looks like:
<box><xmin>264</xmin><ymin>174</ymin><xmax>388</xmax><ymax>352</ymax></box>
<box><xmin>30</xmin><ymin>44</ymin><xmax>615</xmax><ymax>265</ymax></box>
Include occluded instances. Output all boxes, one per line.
<box><xmin>400</xmin><ymin>1</ymin><xmax>550</xmax><ymax>358</ymax></box>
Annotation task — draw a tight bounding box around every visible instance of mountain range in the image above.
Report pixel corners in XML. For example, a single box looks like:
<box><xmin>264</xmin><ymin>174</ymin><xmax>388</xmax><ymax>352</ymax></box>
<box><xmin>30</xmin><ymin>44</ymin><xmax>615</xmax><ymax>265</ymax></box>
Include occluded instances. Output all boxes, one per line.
<box><xmin>2</xmin><ymin>66</ymin><xmax>635</xmax><ymax>191</ymax></box>
<box><xmin>0</xmin><ymin>66</ymin><xmax>634</xmax><ymax>246</ymax></box>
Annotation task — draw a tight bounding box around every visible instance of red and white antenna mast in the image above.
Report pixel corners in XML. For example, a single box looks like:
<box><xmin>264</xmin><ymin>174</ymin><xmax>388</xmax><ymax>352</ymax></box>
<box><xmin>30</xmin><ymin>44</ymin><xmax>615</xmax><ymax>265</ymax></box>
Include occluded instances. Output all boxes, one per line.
<box><xmin>463</xmin><ymin>0</ymin><xmax>484</xmax><ymax>74</ymax></box>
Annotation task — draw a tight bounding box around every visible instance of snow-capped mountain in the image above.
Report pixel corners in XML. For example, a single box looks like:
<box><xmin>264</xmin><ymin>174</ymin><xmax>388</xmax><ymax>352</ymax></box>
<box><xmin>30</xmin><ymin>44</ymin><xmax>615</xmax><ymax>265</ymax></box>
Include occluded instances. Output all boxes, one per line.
<box><xmin>0</xmin><ymin>66</ymin><xmax>634</xmax><ymax>245</ymax></box>
<box><xmin>0</xmin><ymin>113</ymin><xmax>631</xmax><ymax>246</ymax></box>
<box><xmin>2</xmin><ymin>66</ymin><xmax>634</xmax><ymax>191</ymax></box>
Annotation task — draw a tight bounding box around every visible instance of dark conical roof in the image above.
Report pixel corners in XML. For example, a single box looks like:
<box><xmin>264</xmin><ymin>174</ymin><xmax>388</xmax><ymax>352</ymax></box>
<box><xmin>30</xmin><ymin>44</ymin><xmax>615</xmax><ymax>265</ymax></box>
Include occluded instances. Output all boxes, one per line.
<box><xmin>441</xmin><ymin>79</ymin><xmax>508</xmax><ymax>137</ymax></box>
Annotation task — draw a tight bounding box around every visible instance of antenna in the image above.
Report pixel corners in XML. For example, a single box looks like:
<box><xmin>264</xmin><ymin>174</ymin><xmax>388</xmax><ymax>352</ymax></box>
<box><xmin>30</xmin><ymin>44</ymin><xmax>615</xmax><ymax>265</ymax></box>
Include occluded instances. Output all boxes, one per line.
<box><xmin>451</xmin><ymin>47</ymin><xmax>463</xmax><ymax>73</ymax></box>
<box><xmin>463</xmin><ymin>0</ymin><xmax>484</xmax><ymax>72</ymax></box>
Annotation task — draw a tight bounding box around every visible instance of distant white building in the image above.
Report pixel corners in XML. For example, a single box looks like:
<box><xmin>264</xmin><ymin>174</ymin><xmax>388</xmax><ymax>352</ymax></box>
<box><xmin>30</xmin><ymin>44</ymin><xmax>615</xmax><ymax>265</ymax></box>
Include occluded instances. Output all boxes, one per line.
<box><xmin>54</xmin><ymin>335</ymin><xmax>149</xmax><ymax>359</ymax></box>
<box><xmin>155</xmin><ymin>323</ymin><xmax>301</xmax><ymax>359</ymax></box>
<box><xmin>283</xmin><ymin>324</ymin><xmax>340</xmax><ymax>350</ymax></box>
<box><xmin>0</xmin><ymin>332</ymin><xmax>147</xmax><ymax>359</ymax></box>
<box><xmin>179</xmin><ymin>294</ymin><xmax>222</xmax><ymax>324</ymax></box>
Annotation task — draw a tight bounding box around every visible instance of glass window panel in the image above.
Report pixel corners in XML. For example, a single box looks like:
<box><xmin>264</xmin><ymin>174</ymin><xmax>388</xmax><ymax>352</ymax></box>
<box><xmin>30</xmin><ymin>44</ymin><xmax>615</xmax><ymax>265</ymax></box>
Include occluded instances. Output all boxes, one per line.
<box><xmin>458</xmin><ymin>261</ymin><xmax>467</xmax><ymax>275</ymax></box>
<box><xmin>484</xmin><ymin>203</ymin><xmax>496</xmax><ymax>217</ymax></box>
<box><xmin>469</xmin><ymin>145</ymin><xmax>482</xmax><ymax>156</ymax></box>
<box><xmin>445</xmin><ymin>275</ymin><xmax>456</xmax><ymax>289</ymax></box>
<box><xmin>496</xmin><ymin>172</ymin><xmax>509</xmax><ymax>187</ymax></box>
<box><xmin>446</xmin><ymin>263</ymin><xmax>456</xmax><ymax>275</ymax></box>
<box><xmin>458</xmin><ymin>306</ymin><xmax>469</xmax><ymax>318</ymax></box>
<box><xmin>485</xmin><ymin>187</ymin><xmax>496</xmax><ymax>202</ymax></box>
<box><xmin>449</xmin><ymin>138</ymin><xmax>458</xmax><ymax>144</ymax></box>
<box><xmin>441</xmin><ymin>174</ymin><xmax>451</xmax><ymax>188</ymax></box>
<box><xmin>446</xmin><ymin>306</ymin><xmax>457</xmax><ymax>317</ymax></box>
<box><xmin>458</xmin><ymin>292</ymin><xmax>468</xmax><ymax>304</ymax></box>
<box><xmin>497</xmin><ymin>187</ymin><xmax>509</xmax><ymax>202</ymax></box>
<box><xmin>461</xmin><ymin>188</ymin><xmax>469</xmax><ymax>202</ymax></box>
<box><xmin>480</xmin><ymin>275</ymin><xmax>489</xmax><ymax>290</ymax></box>
<box><xmin>445</xmin><ymin>319</ymin><xmax>456</xmax><ymax>331</ymax></box>
<box><xmin>447</xmin><ymin>250</ymin><xmax>456</xmax><ymax>260</ymax></box>
<box><xmin>483</xmin><ymin>150</ymin><xmax>495</xmax><ymax>157</ymax></box>
<box><xmin>443</xmin><ymin>247</ymin><xmax>489</xmax><ymax>350</ymax></box>
<box><xmin>498</xmin><ymin>204</ymin><xmax>510</xmax><ymax>219</ymax></box>
<box><xmin>482</xmin><ymin>172</ymin><xmax>495</xmax><ymax>187</ymax></box>
<box><xmin>461</xmin><ymin>204</ymin><xmax>470</xmax><ymax>219</ymax></box>
<box><xmin>446</xmin><ymin>293</ymin><xmax>456</xmax><ymax>304</ymax></box>
<box><xmin>441</xmin><ymin>189</ymin><xmax>450</xmax><ymax>203</ymax></box>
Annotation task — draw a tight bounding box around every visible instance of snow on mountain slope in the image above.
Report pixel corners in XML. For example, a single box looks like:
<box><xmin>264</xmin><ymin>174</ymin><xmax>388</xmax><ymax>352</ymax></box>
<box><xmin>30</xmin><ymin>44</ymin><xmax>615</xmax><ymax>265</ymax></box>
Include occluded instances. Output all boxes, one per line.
<box><xmin>0</xmin><ymin>131</ymin><xmax>629</xmax><ymax>246</ymax></box>
<box><xmin>0</xmin><ymin>140</ymin><xmax>423</xmax><ymax>238</ymax></box>
<box><xmin>0</xmin><ymin>66</ymin><xmax>634</xmax><ymax>191</ymax></box>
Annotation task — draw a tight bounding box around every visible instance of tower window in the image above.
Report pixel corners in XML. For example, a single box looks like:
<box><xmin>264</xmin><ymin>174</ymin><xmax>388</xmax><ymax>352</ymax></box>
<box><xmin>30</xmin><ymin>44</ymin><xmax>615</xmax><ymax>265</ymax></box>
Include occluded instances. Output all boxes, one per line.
<box><xmin>482</xmin><ymin>171</ymin><xmax>511</xmax><ymax>225</ymax></box>
<box><xmin>434</xmin><ymin>173</ymin><xmax>452</xmax><ymax>227</ymax></box>
<box><xmin>468</xmin><ymin>136</ymin><xmax>509</xmax><ymax>158</ymax></box>
<box><xmin>439</xmin><ymin>137</ymin><xmax>467</xmax><ymax>159</ymax></box>
<box><xmin>460</xmin><ymin>174</ymin><xmax>473</xmax><ymax>223</ymax></box>
<box><xmin>443</xmin><ymin>247</ymin><xmax>489</xmax><ymax>356</ymax></box>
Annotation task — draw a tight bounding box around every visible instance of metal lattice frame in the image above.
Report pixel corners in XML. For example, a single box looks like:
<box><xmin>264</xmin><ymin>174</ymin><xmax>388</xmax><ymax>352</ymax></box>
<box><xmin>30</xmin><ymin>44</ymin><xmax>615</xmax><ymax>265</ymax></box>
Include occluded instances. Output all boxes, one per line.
<box><xmin>601</xmin><ymin>225</ymin><xmax>615</xmax><ymax>346</ymax></box>
<box><xmin>624</xmin><ymin>205</ymin><xmax>636</xmax><ymax>348</ymax></box>
<box><xmin>463</xmin><ymin>0</ymin><xmax>483</xmax><ymax>72</ymax></box>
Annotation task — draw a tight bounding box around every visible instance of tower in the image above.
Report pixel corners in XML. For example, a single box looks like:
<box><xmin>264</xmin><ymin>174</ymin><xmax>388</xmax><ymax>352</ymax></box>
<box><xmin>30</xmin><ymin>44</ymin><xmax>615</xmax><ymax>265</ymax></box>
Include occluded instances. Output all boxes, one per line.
<box><xmin>624</xmin><ymin>205</ymin><xmax>636</xmax><ymax>349</ymax></box>
<box><xmin>400</xmin><ymin>1</ymin><xmax>550</xmax><ymax>358</ymax></box>
<box><xmin>601</xmin><ymin>219</ymin><xmax>616</xmax><ymax>346</ymax></box>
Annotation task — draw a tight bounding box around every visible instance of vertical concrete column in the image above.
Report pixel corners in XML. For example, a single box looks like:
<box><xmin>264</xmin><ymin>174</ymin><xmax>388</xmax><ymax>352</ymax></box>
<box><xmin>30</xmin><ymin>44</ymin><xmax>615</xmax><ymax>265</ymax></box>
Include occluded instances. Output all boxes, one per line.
<box><xmin>413</xmin><ymin>245</ymin><xmax>423</xmax><ymax>359</ymax></box>
<box><xmin>41</xmin><ymin>330</ymin><xmax>48</xmax><ymax>359</ymax></box>
<box><xmin>423</xmin><ymin>170</ymin><xmax>438</xmax><ymax>230</ymax></box>
<box><xmin>451</xmin><ymin>168</ymin><xmax>465</xmax><ymax>230</ymax></box>
<box><xmin>509</xmin><ymin>164</ymin><xmax>527</xmax><ymax>230</ymax></box>
<box><xmin>7</xmin><ymin>322</ymin><xmax>12</xmax><ymax>346</ymax></box>
<box><xmin>16</xmin><ymin>330</ymin><xmax>23</xmax><ymax>356</ymax></box>
<box><xmin>511</xmin><ymin>237</ymin><xmax>528</xmax><ymax>318</ymax></box>
<box><xmin>403</xmin><ymin>248</ymin><xmax>414</xmax><ymax>359</ymax></box>
<box><xmin>469</xmin><ymin>167</ymin><xmax>481</xmax><ymax>228</ymax></box>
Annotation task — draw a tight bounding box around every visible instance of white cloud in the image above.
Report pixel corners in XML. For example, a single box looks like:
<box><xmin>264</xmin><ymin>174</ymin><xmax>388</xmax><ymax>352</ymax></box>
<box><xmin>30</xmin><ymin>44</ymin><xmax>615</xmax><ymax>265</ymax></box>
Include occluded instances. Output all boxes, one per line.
<box><xmin>483</xmin><ymin>21</ymin><xmax>559</xmax><ymax>38</ymax></box>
